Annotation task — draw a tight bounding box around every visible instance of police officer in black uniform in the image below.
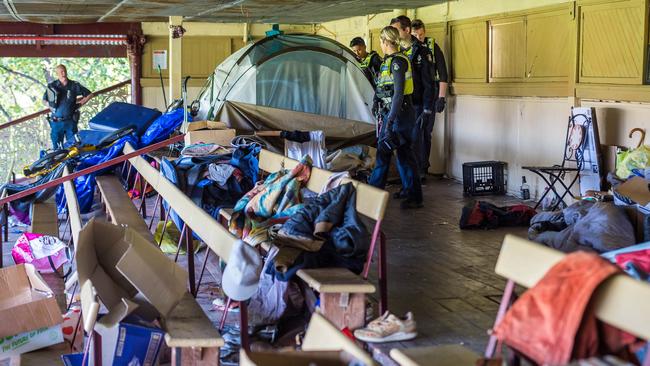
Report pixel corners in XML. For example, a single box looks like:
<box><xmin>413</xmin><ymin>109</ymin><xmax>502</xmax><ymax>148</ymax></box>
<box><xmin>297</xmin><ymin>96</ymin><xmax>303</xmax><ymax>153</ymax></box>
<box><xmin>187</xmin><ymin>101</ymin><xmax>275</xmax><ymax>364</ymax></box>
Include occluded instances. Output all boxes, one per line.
<box><xmin>390</xmin><ymin>15</ymin><xmax>435</xmax><ymax>198</ymax></box>
<box><xmin>350</xmin><ymin>37</ymin><xmax>382</xmax><ymax>85</ymax></box>
<box><xmin>42</xmin><ymin>64</ymin><xmax>93</xmax><ymax>149</ymax></box>
<box><xmin>412</xmin><ymin>19</ymin><xmax>448</xmax><ymax>177</ymax></box>
<box><xmin>368</xmin><ymin>26</ymin><xmax>423</xmax><ymax>209</ymax></box>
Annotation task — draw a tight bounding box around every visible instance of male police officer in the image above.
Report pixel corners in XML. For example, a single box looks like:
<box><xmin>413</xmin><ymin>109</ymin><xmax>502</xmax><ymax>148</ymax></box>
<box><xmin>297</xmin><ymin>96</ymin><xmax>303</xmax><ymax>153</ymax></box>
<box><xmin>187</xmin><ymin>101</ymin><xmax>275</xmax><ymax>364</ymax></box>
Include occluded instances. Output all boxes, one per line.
<box><xmin>350</xmin><ymin>37</ymin><xmax>382</xmax><ymax>85</ymax></box>
<box><xmin>43</xmin><ymin>64</ymin><xmax>93</xmax><ymax>148</ymax></box>
<box><xmin>411</xmin><ymin>19</ymin><xmax>448</xmax><ymax>177</ymax></box>
<box><xmin>390</xmin><ymin>15</ymin><xmax>434</xmax><ymax>198</ymax></box>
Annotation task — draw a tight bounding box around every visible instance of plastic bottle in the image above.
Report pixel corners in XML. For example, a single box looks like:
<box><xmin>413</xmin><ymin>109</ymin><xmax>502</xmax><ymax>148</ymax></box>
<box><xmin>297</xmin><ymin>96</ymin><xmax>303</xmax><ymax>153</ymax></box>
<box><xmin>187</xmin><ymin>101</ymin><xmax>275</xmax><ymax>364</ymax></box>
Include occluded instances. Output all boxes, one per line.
<box><xmin>520</xmin><ymin>176</ymin><xmax>530</xmax><ymax>200</ymax></box>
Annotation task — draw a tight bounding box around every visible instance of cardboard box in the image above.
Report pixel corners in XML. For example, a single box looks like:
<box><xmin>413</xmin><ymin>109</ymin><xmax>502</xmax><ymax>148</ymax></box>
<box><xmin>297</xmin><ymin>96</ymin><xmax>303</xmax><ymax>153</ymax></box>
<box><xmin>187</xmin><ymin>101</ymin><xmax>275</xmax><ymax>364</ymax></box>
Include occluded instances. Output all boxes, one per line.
<box><xmin>184</xmin><ymin>128</ymin><xmax>236</xmax><ymax>146</ymax></box>
<box><xmin>0</xmin><ymin>264</ymin><xmax>63</xmax><ymax>357</ymax></box>
<box><xmin>0</xmin><ymin>325</ymin><xmax>63</xmax><ymax>358</ymax></box>
<box><xmin>186</xmin><ymin>120</ymin><xmax>227</xmax><ymax>132</ymax></box>
<box><xmin>615</xmin><ymin>177</ymin><xmax>650</xmax><ymax>208</ymax></box>
<box><xmin>76</xmin><ymin>219</ymin><xmax>189</xmax><ymax>366</ymax></box>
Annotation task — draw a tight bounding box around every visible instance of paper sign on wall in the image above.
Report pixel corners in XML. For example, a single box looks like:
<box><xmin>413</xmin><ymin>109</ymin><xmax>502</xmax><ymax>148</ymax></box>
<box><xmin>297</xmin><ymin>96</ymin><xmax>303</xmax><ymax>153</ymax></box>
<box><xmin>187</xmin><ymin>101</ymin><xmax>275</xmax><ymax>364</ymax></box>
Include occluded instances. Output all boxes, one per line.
<box><xmin>153</xmin><ymin>50</ymin><xmax>167</xmax><ymax>70</ymax></box>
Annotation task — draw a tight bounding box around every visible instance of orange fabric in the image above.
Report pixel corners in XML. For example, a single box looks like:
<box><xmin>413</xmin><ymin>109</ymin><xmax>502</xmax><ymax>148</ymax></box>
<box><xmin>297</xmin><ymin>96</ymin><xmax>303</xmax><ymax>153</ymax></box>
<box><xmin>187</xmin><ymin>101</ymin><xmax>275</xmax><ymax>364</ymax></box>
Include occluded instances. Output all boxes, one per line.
<box><xmin>493</xmin><ymin>251</ymin><xmax>627</xmax><ymax>365</ymax></box>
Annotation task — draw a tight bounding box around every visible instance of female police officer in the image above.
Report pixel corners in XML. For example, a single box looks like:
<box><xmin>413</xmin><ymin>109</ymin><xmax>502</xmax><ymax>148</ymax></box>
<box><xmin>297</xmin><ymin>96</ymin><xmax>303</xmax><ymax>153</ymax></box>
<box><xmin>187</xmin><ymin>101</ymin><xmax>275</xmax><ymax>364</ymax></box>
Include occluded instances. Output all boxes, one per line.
<box><xmin>368</xmin><ymin>26</ymin><xmax>423</xmax><ymax>209</ymax></box>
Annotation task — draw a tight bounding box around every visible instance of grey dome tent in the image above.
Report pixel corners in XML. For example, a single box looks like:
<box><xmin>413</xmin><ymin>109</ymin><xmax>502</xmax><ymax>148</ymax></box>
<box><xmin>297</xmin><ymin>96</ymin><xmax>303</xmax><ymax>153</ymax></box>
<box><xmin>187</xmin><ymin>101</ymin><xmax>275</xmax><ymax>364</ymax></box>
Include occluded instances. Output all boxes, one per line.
<box><xmin>195</xmin><ymin>34</ymin><xmax>376</xmax><ymax>146</ymax></box>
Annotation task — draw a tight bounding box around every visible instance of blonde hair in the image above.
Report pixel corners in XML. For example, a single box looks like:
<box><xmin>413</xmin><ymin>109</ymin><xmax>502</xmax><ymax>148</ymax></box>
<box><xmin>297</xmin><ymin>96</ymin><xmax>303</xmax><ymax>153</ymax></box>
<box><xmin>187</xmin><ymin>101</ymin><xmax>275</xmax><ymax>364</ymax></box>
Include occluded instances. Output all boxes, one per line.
<box><xmin>55</xmin><ymin>64</ymin><xmax>66</xmax><ymax>72</ymax></box>
<box><xmin>380</xmin><ymin>26</ymin><xmax>400</xmax><ymax>48</ymax></box>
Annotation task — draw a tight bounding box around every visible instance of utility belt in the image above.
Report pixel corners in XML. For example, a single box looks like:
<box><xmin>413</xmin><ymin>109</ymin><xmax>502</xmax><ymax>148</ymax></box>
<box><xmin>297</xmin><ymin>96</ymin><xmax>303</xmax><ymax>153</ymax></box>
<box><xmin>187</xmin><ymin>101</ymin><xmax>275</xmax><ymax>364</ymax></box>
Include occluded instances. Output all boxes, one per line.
<box><xmin>49</xmin><ymin>110</ymin><xmax>80</xmax><ymax>122</ymax></box>
<box><xmin>49</xmin><ymin>116</ymin><xmax>73</xmax><ymax>122</ymax></box>
<box><xmin>378</xmin><ymin>94</ymin><xmax>413</xmax><ymax>109</ymax></box>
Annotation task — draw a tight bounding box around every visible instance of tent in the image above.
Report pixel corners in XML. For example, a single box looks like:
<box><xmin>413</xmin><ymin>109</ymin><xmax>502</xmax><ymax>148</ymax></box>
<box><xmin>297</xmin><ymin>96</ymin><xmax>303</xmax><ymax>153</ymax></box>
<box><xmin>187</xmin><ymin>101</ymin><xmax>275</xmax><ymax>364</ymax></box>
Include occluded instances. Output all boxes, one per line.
<box><xmin>195</xmin><ymin>34</ymin><xmax>376</xmax><ymax>147</ymax></box>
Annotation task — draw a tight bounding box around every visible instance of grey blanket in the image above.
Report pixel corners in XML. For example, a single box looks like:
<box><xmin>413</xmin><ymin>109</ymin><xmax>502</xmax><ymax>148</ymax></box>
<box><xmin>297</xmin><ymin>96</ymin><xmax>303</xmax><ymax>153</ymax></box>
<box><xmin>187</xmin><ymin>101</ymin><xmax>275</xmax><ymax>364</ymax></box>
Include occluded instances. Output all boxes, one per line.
<box><xmin>528</xmin><ymin>200</ymin><xmax>635</xmax><ymax>253</ymax></box>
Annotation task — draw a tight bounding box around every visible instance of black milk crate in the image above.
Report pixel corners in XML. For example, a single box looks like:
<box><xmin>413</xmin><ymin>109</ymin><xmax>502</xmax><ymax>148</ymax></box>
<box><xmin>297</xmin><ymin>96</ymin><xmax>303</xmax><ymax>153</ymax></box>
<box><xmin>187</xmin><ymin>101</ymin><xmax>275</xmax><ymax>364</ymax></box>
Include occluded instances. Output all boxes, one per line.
<box><xmin>462</xmin><ymin>161</ymin><xmax>507</xmax><ymax>196</ymax></box>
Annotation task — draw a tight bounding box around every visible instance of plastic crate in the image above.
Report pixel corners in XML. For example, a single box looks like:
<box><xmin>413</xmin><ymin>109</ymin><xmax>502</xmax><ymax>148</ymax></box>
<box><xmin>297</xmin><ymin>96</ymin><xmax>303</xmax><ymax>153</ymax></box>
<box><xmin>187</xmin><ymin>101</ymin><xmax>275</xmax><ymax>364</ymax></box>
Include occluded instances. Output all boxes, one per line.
<box><xmin>462</xmin><ymin>161</ymin><xmax>507</xmax><ymax>196</ymax></box>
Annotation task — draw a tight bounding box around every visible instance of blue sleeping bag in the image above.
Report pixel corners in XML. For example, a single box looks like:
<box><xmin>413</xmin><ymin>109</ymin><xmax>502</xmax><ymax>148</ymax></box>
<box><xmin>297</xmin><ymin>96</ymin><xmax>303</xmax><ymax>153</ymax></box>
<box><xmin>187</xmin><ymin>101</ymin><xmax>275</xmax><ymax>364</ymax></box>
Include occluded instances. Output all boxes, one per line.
<box><xmin>89</xmin><ymin>102</ymin><xmax>161</xmax><ymax>135</ymax></box>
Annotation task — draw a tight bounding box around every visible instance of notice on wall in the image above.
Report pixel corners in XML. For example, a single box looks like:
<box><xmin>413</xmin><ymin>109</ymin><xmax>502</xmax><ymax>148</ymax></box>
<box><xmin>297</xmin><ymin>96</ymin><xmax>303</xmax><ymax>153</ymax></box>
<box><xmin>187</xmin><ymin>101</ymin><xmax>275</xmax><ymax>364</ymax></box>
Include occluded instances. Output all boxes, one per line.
<box><xmin>153</xmin><ymin>50</ymin><xmax>167</xmax><ymax>70</ymax></box>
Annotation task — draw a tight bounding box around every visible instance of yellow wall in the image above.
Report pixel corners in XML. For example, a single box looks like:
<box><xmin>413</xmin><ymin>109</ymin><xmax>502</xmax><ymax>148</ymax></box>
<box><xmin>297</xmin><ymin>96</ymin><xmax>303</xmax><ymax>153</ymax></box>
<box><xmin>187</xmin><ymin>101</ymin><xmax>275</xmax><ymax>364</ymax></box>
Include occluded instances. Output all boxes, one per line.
<box><xmin>141</xmin><ymin>22</ymin><xmax>314</xmax><ymax>110</ymax></box>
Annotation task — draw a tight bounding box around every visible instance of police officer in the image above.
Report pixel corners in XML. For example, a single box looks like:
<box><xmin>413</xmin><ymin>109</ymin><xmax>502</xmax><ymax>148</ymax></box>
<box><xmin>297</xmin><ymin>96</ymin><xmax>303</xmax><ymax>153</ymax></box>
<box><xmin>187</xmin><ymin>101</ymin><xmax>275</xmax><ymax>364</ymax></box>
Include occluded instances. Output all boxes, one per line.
<box><xmin>368</xmin><ymin>26</ymin><xmax>423</xmax><ymax>210</ymax></box>
<box><xmin>411</xmin><ymin>19</ymin><xmax>448</xmax><ymax>177</ymax></box>
<box><xmin>390</xmin><ymin>15</ymin><xmax>434</xmax><ymax>199</ymax></box>
<box><xmin>349</xmin><ymin>37</ymin><xmax>382</xmax><ymax>85</ymax></box>
<box><xmin>42</xmin><ymin>64</ymin><xmax>93</xmax><ymax>149</ymax></box>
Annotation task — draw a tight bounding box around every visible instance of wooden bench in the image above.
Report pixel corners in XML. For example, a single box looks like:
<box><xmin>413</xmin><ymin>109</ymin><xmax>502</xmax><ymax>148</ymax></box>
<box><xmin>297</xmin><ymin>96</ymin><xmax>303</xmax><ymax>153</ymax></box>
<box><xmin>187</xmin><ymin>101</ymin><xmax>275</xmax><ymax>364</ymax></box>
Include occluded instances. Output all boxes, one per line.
<box><xmin>95</xmin><ymin>174</ymin><xmax>153</xmax><ymax>242</ymax></box>
<box><xmin>29</xmin><ymin>199</ymin><xmax>59</xmax><ymax>237</ymax></box>
<box><xmin>255</xmin><ymin>149</ymin><xmax>389</xmax><ymax>329</ymax></box>
<box><xmin>241</xmin><ymin>312</ymin><xmax>376</xmax><ymax>365</ymax></box>
<box><xmin>124</xmin><ymin>141</ymin><xmax>241</xmax><ymax>358</ymax></box>
<box><xmin>82</xmin><ymin>156</ymin><xmax>224</xmax><ymax>366</ymax></box>
<box><xmin>388</xmin><ymin>235</ymin><xmax>650</xmax><ymax>366</ymax></box>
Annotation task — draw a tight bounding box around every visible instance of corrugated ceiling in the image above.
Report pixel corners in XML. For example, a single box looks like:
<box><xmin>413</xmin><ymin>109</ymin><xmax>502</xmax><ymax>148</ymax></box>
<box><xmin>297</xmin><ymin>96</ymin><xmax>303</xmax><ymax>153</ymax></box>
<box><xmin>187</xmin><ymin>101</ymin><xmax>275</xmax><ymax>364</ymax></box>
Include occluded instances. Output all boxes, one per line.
<box><xmin>0</xmin><ymin>1</ymin><xmax>445</xmax><ymax>24</ymax></box>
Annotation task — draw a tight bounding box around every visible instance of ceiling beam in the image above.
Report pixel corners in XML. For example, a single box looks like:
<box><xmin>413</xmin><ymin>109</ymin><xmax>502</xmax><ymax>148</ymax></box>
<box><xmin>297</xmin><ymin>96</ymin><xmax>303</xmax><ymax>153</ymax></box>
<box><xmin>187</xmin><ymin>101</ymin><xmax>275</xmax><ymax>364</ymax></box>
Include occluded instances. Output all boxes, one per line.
<box><xmin>2</xmin><ymin>0</ymin><xmax>25</xmax><ymax>22</ymax></box>
<box><xmin>98</xmin><ymin>0</ymin><xmax>130</xmax><ymax>23</ymax></box>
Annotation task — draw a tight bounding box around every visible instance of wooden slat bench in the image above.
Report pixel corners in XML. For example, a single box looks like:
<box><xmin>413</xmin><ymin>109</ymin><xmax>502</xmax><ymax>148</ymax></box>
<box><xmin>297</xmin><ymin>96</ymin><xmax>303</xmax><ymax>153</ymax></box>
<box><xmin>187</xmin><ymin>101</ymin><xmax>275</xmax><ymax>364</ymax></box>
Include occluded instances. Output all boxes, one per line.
<box><xmin>389</xmin><ymin>235</ymin><xmax>650</xmax><ymax>366</ymax></box>
<box><xmin>124</xmin><ymin>141</ymin><xmax>243</xmax><ymax>359</ymax></box>
<box><xmin>241</xmin><ymin>312</ymin><xmax>377</xmax><ymax>365</ymax></box>
<box><xmin>95</xmin><ymin>175</ymin><xmax>153</xmax><ymax>242</ymax></box>
<box><xmin>254</xmin><ymin>149</ymin><xmax>389</xmax><ymax>329</ymax></box>
<box><xmin>30</xmin><ymin>199</ymin><xmax>59</xmax><ymax>237</ymax></box>
<box><xmin>82</xmin><ymin>164</ymin><xmax>224</xmax><ymax>366</ymax></box>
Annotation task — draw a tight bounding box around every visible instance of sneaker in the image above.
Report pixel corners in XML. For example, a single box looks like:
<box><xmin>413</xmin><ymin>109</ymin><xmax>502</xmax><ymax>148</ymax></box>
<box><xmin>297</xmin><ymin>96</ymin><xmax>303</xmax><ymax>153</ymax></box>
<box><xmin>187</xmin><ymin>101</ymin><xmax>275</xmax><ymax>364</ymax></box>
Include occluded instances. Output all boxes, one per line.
<box><xmin>400</xmin><ymin>199</ymin><xmax>424</xmax><ymax>209</ymax></box>
<box><xmin>392</xmin><ymin>190</ymin><xmax>408</xmax><ymax>200</ymax></box>
<box><xmin>354</xmin><ymin>311</ymin><xmax>417</xmax><ymax>343</ymax></box>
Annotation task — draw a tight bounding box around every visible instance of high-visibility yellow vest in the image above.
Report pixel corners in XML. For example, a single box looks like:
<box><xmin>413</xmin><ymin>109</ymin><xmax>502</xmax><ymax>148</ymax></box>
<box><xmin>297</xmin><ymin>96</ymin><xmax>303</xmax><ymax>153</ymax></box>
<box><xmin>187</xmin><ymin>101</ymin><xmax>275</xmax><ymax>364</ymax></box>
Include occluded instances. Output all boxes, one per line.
<box><xmin>376</xmin><ymin>52</ymin><xmax>414</xmax><ymax>98</ymax></box>
<box><xmin>360</xmin><ymin>51</ymin><xmax>378</xmax><ymax>71</ymax></box>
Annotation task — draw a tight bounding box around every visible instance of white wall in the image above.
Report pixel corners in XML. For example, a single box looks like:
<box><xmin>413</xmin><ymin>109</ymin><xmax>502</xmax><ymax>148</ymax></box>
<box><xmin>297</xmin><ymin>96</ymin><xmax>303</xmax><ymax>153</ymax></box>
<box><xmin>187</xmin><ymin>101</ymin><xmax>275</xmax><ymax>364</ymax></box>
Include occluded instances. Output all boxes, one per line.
<box><xmin>445</xmin><ymin>96</ymin><xmax>650</xmax><ymax>199</ymax></box>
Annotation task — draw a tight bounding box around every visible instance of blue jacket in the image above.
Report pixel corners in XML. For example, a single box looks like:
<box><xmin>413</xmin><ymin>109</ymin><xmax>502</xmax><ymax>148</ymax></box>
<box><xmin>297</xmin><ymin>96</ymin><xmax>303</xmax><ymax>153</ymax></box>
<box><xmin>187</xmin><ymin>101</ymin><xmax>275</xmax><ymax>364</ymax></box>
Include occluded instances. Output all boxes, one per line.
<box><xmin>276</xmin><ymin>182</ymin><xmax>369</xmax><ymax>263</ymax></box>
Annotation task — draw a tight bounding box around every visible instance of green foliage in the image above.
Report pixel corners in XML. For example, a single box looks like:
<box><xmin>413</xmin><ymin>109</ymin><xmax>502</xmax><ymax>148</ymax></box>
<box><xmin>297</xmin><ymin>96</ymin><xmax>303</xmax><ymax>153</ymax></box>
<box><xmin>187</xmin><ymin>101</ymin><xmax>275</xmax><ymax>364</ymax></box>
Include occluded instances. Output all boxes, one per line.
<box><xmin>0</xmin><ymin>57</ymin><xmax>130</xmax><ymax>179</ymax></box>
<box><xmin>0</xmin><ymin>57</ymin><xmax>130</xmax><ymax>120</ymax></box>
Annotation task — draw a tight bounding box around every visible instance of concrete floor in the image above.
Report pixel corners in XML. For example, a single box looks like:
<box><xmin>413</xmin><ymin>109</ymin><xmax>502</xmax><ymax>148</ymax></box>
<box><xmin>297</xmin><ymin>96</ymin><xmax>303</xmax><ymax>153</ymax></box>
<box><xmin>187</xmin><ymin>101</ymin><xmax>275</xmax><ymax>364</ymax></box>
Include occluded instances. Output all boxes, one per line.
<box><xmin>1</xmin><ymin>176</ymin><xmax>530</xmax><ymax>365</ymax></box>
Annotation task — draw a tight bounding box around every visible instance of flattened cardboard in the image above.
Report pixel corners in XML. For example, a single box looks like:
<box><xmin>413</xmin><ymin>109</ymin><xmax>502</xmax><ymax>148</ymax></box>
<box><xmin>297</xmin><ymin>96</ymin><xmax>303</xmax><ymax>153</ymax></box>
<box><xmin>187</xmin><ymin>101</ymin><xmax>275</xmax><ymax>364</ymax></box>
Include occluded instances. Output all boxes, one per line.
<box><xmin>76</xmin><ymin>219</ymin><xmax>188</xmax><ymax>327</ymax></box>
<box><xmin>615</xmin><ymin>177</ymin><xmax>650</xmax><ymax>207</ymax></box>
<box><xmin>184</xmin><ymin>128</ymin><xmax>236</xmax><ymax>146</ymax></box>
<box><xmin>0</xmin><ymin>264</ymin><xmax>61</xmax><ymax>338</ymax></box>
<box><xmin>186</xmin><ymin>120</ymin><xmax>227</xmax><ymax>132</ymax></box>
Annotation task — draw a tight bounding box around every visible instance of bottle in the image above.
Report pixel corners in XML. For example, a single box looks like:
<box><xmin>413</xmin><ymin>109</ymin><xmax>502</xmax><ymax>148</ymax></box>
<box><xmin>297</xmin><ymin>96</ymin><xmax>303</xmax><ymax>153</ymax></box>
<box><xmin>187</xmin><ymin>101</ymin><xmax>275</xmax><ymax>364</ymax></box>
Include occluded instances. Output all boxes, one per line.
<box><xmin>520</xmin><ymin>176</ymin><xmax>530</xmax><ymax>201</ymax></box>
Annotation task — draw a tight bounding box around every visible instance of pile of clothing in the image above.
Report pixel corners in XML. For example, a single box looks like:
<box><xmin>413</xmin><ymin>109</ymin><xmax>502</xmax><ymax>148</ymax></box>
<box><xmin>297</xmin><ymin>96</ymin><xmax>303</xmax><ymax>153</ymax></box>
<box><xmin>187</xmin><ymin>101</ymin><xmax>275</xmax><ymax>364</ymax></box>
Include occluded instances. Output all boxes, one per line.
<box><xmin>528</xmin><ymin>200</ymin><xmax>635</xmax><ymax>253</ymax></box>
<box><xmin>493</xmin><ymin>252</ymin><xmax>644</xmax><ymax>365</ymax></box>
<box><xmin>227</xmin><ymin>155</ymin><xmax>370</xmax><ymax>280</ymax></box>
<box><xmin>160</xmin><ymin>143</ymin><xmax>259</xmax><ymax>227</ymax></box>
<box><xmin>459</xmin><ymin>200</ymin><xmax>537</xmax><ymax>230</ymax></box>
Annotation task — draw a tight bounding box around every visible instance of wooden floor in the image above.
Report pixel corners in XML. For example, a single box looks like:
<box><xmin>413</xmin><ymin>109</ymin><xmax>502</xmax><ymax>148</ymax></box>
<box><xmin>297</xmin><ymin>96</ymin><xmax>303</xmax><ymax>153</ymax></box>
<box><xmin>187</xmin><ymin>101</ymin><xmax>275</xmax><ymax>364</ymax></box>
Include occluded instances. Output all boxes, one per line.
<box><xmin>1</xmin><ymin>177</ymin><xmax>528</xmax><ymax>365</ymax></box>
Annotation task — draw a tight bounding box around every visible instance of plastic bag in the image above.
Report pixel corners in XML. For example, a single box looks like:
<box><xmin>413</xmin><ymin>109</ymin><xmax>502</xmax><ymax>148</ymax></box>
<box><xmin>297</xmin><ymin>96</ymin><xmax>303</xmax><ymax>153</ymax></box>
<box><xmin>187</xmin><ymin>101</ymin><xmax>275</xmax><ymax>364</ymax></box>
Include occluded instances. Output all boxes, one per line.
<box><xmin>11</xmin><ymin>232</ymin><xmax>68</xmax><ymax>273</ymax></box>
<box><xmin>616</xmin><ymin>145</ymin><xmax>650</xmax><ymax>179</ymax></box>
<box><xmin>154</xmin><ymin>220</ymin><xmax>200</xmax><ymax>255</ymax></box>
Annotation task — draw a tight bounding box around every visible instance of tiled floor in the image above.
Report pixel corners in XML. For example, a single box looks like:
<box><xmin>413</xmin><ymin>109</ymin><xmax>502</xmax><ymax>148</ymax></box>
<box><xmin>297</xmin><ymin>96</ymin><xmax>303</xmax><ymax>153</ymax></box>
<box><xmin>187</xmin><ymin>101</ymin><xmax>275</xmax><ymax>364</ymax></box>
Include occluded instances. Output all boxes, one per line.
<box><xmin>1</xmin><ymin>176</ymin><xmax>530</xmax><ymax>365</ymax></box>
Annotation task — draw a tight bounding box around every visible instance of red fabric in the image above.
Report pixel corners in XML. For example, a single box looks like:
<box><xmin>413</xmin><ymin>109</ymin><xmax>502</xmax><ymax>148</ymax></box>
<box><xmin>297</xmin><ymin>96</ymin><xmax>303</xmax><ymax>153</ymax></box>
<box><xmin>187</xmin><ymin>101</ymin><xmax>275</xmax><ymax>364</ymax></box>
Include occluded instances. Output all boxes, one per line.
<box><xmin>493</xmin><ymin>251</ymin><xmax>633</xmax><ymax>365</ymax></box>
<box><xmin>616</xmin><ymin>249</ymin><xmax>650</xmax><ymax>273</ymax></box>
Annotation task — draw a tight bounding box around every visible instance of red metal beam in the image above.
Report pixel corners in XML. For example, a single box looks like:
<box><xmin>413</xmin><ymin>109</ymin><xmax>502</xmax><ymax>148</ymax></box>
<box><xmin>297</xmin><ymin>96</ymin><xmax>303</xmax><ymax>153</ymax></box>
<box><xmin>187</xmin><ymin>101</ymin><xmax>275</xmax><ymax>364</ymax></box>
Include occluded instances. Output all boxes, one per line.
<box><xmin>0</xmin><ymin>44</ymin><xmax>126</xmax><ymax>58</ymax></box>
<box><xmin>0</xmin><ymin>36</ymin><xmax>128</xmax><ymax>42</ymax></box>
<box><xmin>0</xmin><ymin>80</ymin><xmax>130</xmax><ymax>130</ymax></box>
<box><xmin>0</xmin><ymin>134</ymin><xmax>184</xmax><ymax>207</ymax></box>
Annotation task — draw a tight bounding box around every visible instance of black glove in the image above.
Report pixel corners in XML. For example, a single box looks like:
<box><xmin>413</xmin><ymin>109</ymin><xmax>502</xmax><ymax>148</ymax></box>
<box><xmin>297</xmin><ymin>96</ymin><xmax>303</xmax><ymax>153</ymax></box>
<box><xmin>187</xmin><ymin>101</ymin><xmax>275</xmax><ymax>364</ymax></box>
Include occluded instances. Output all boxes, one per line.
<box><xmin>435</xmin><ymin>97</ymin><xmax>446</xmax><ymax>113</ymax></box>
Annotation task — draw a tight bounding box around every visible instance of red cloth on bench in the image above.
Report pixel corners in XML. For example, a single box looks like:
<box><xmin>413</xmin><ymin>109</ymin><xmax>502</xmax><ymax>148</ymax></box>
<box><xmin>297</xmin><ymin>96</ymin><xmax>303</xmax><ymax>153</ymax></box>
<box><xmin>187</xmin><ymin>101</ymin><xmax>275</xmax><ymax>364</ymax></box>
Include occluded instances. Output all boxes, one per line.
<box><xmin>494</xmin><ymin>251</ymin><xmax>638</xmax><ymax>365</ymax></box>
